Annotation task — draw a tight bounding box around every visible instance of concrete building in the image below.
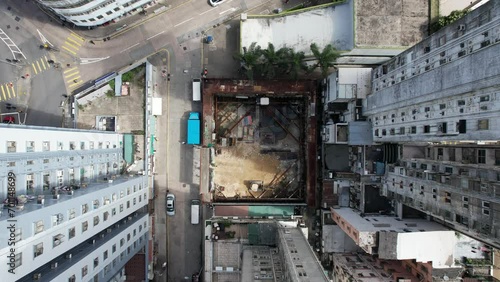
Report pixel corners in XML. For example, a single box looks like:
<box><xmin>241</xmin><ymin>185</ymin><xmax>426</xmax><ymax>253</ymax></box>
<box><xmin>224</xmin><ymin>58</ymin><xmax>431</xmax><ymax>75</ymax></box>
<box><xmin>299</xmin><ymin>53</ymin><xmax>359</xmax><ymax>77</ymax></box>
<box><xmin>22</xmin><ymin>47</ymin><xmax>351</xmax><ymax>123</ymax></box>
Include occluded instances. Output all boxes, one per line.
<box><xmin>0</xmin><ymin>125</ymin><xmax>148</xmax><ymax>281</ymax></box>
<box><xmin>332</xmin><ymin>252</ymin><xmax>463</xmax><ymax>282</ymax></box>
<box><xmin>36</xmin><ymin>0</ymin><xmax>153</xmax><ymax>27</ymax></box>
<box><xmin>330</xmin><ymin>208</ymin><xmax>456</xmax><ymax>268</ymax></box>
<box><xmin>361</xmin><ymin>0</ymin><xmax>500</xmax><ymax>249</ymax></box>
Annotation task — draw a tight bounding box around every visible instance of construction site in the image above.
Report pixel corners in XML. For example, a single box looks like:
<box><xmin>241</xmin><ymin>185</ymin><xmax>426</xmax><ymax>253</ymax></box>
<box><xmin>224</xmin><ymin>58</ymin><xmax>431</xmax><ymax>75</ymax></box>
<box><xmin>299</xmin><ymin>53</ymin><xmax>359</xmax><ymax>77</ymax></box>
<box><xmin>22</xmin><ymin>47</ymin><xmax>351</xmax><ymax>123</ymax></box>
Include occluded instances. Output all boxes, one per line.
<box><xmin>201</xmin><ymin>79</ymin><xmax>318</xmax><ymax>205</ymax></box>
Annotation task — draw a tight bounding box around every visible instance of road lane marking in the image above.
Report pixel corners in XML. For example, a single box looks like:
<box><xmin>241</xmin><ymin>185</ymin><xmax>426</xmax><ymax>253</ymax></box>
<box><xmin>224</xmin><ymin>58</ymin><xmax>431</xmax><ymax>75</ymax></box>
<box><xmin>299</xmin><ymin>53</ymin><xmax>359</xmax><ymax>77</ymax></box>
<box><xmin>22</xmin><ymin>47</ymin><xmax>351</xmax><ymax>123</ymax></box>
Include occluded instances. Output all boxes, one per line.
<box><xmin>220</xmin><ymin>8</ymin><xmax>235</xmax><ymax>15</ymax></box>
<box><xmin>32</xmin><ymin>63</ymin><xmax>38</xmax><ymax>74</ymax></box>
<box><xmin>65</xmin><ymin>71</ymin><xmax>79</xmax><ymax>78</ymax></box>
<box><xmin>67</xmin><ymin>76</ymin><xmax>81</xmax><ymax>83</ymax></box>
<box><xmin>70</xmin><ymin>32</ymin><xmax>85</xmax><ymax>42</ymax></box>
<box><xmin>11</xmin><ymin>85</ymin><xmax>15</xmax><ymax>97</ymax></box>
<box><xmin>41</xmin><ymin>59</ymin><xmax>47</xmax><ymax>70</ymax></box>
<box><xmin>120</xmin><ymin>43</ymin><xmax>139</xmax><ymax>53</ymax></box>
<box><xmin>64</xmin><ymin>41</ymin><xmax>79</xmax><ymax>50</ymax></box>
<box><xmin>64</xmin><ymin>67</ymin><xmax>77</xmax><ymax>74</ymax></box>
<box><xmin>147</xmin><ymin>31</ymin><xmax>165</xmax><ymax>41</ymax></box>
<box><xmin>1</xmin><ymin>85</ymin><xmax>5</xmax><ymax>100</ymax></box>
<box><xmin>66</xmin><ymin>37</ymin><xmax>82</xmax><ymax>46</ymax></box>
<box><xmin>36</xmin><ymin>61</ymin><xmax>42</xmax><ymax>72</ymax></box>
<box><xmin>6</xmin><ymin>84</ymin><xmax>11</xmax><ymax>98</ymax></box>
<box><xmin>62</xmin><ymin>46</ymin><xmax>77</xmax><ymax>55</ymax></box>
<box><xmin>174</xmin><ymin>17</ymin><xmax>193</xmax><ymax>27</ymax></box>
<box><xmin>199</xmin><ymin>9</ymin><xmax>213</xmax><ymax>16</ymax></box>
<box><xmin>69</xmin><ymin>81</ymin><xmax>83</xmax><ymax>88</ymax></box>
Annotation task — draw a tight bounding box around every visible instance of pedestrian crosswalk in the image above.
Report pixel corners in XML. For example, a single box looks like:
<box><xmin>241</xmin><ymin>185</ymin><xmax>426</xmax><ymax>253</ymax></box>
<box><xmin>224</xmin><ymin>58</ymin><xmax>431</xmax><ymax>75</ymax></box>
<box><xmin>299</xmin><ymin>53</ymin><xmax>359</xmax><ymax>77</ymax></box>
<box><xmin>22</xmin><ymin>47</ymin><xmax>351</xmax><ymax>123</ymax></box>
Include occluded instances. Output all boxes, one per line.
<box><xmin>31</xmin><ymin>56</ymin><xmax>51</xmax><ymax>75</ymax></box>
<box><xmin>64</xmin><ymin>67</ymin><xmax>83</xmax><ymax>89</ymax></box>
<box><xmin>61</xmin><ymin>32</ymin><xmax>85</xmax><ymax>55</ymax></box>
<box><xmin>0</xmin><ymin>82</ymin><xmax>21</xmax><ymax>101</ymax></box>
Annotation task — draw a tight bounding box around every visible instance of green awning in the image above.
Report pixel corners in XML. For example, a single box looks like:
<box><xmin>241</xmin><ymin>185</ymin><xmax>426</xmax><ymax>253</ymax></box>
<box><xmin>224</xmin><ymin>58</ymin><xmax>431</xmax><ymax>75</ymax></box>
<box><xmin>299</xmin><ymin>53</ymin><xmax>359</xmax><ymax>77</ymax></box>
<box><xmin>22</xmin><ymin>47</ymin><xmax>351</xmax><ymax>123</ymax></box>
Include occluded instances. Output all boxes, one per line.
<box><xmin>124</xmin><ymin>134</ymin><xmax>134</xmax><ymax>164</ymax></box>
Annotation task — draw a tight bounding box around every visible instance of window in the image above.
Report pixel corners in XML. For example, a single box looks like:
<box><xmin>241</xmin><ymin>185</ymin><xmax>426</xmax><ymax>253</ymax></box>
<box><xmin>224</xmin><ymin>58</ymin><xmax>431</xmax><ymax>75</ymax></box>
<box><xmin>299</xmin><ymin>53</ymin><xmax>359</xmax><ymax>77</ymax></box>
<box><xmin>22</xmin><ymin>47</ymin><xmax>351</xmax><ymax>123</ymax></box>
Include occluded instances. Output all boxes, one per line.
<box><xmin>93</xmin><ymin>199</ymin><xmax>100</xmax><ymax>209</ymax></box>
<box><xmin>127</xmin><ymin>201</ymin><xmax>130</xmax><ymax>208</ymax></box>
<box><xmin>7</xmin><ymin>141</ymin><xmax>16</xmax><ymax>153</ymax></box>
<box><xmin>457</xmin><ymin>100</ymin><xmax>465</xmax><ymax>106</ymax></box>
<box><xmin>112</xmin><ymin>208</ymin><xmax>116</xmax><ymax>216</ymax></box>
<box><xmin>106</xmin><ymin>11</ymin><xmax>113</xmax><ymax>15</ymax></box>
<box><xmin>445</xmin><ymin>166</ymin><xmax>453</xmax><ymax>174</ymax></box>
<box><xmin>82</xmin><ymin>221</ymin><xmax>88</xmax><ymax>233</ymax></box>
<box><xmin>103</xmin><ymin>211</ymin><xmax>110</xmax><ymax>221</ymax></box>
<box><xmin>93</xmin><ymin>216</ymin><xmax>100</xmax><ymax>226</ymax></box>
<box><xmin>112</xmin><ymin>244</ymin><xmax>116</xmax><ymax>253</ymax></box>
<box><xmin>458</xmin><ymin>119</ymin><xmax>467</xmax><ymax>133</ymax></box>
<box><xmin>26</xmin><ymin>141</ymin><xmax>35</xmax><ymax>152</ymax></box>
<box><xmin>69</xmin><ymin>142</ymin><xmax>75</xmax><ymax>150</ymax></box>
<box><xmin>411</xmin><ymin>126</ymin><xmax>416</xmax><ymax>134</ymax></box>
<box><xmin>424</xmin><ymin>107</ymin><xmax>430</xmax><ymax>112</ymax></box>
<box><xmin>88</xmin><ymin>18</ymin><xmax>96</xmax><ymax>22</ymax></box>
<box><xmin>439</xmin><ymin>104</ymin><xmax>446</xmax><ymax>109</ymax></box>
<box><xmin>52</xmin><ymin>213</ymin><xmax>64</xmax><ymax>226</ymax></box>
<box><xmin>34</xmin><ymin>242</ymin><xmax>43</xmax><ymax>258</ymax></box>
<box><xmin>479</xmin><ymin>95</ymin><xmax>489</xmax><ymax>102</ymax></box>
<box><xmin>53</xmin><ymin>234</ymin><xmax>64</xmax><ymax>247</ymax></box>
<box><xmin>82</xmin><ymin>265</ymin><xmax>88</xmax><ymax>277</ymax></box>
<box><xmin>43</xmin><ymin>141</ymin><xmax>50</xmax><ymax>151</ymax></box>
<box><xmin>68</xmin><ymin>208</ymin><xmax>76</xmax><ymax>220</ymax></box>
<box><xmin>483</xmin><ymin>209</ymin><xmax>490</xmax><ymax>216</ymax></box>
<box><xmin>82</xmin><ymin>204</ymin><xmax>89</xmax><ymax>214</ymax></box>
<box><xmin>96</xmin><ymin>15</ymin><xmax>104</xmax><ymax>19</ymax></box>
<box><xmin>399</xmin><ymin>127</ymin><xmax>405</xmax><ymax>134</ymax></box>
<box><xmin>69</xmin><ymin>227</ymin><xmax>75</xmax><ymax>239</ymax></box>
<box><xmin>482</xmin><ymin>201</ymin><xmax>490</xmax><ymax>208</ymax></box>
<box><xmin>127</xmin><ymin>233</ymin><xmax>131</xmax><ymax>241</ymax></box>
<box><xmin>80</xmin><ymin>141</ymin><xmax>85</xmax><ymax>150</ymax></box>
<box><xmin>34</xmin><ymin>220</ymin><xmax>44</xmax><ymax>234</ymax></box>
<box><xmin>423</xmin><ymin>125</ymin><xmax>430</xmax><ymax>133</ymax></box>
<box><xmin>89</xmin><ymin>141</ymin><xmax>94</xmax><ymax>149</ymax></box>
<box><xmin>120</xmin><ymin>238</ymin><xmax>125</xmax><ymax>247</ymax></box>
<box><xmin>478</xmin><ymin>149</ymin><xmax>486</xmax><ymax>164</ymax></box>
<box><xmin>94</xmin><ymin>257</ymin><xmax>99</xmax><ymax>268</ymax></box>
<box><xmin>104</xmin><ymin>250</ymin><xmax>108</xmax><ymax>260</ymax></box>
<box><xmin>133</xmin><ymin>198</ymin><xmax>136</xmax><ymax>205</ymax></box>
<box><xmin>120</xmin><ymin>204</ymin><xmax>124</xmax><ymax>212</ymax></box>
<box><xmin>13</xmin><ymin>253</ymin><xmax>22</xmax><ymax>268</ymax></box>
<box><xmin>57</xmin><ymin>142</ymin><xmax>63</xmax><ymax>150</ymax></box>
<box><xmin>478</xmin><ymin>119</ymin><xmax>489</xmax><ymax>130</ymax></box>
<box><xmin>68</xmin><ymin>275</ymin><xmax>76</xmax><ymax>282</ymax></box>
<box><xmin>127</xmin><ymin>187</ymin><xmax>131</xmax><ymax>195</ymax></box>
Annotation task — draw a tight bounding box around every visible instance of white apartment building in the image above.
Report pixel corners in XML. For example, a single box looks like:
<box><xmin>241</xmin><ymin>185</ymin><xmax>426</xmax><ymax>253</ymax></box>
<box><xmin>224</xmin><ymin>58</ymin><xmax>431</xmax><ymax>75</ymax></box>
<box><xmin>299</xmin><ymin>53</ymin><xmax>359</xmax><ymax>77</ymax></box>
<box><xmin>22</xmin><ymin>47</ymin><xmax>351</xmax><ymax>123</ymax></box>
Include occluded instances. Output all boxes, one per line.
<box><xmin>0</xmin><ymin>124</ymin><xmax>149</xmax><ymax>281</ymax></box>
<box><xmin>36</xmin><ymin>0</ymin><xmax>153</xmax><ymax>27</ymax></box>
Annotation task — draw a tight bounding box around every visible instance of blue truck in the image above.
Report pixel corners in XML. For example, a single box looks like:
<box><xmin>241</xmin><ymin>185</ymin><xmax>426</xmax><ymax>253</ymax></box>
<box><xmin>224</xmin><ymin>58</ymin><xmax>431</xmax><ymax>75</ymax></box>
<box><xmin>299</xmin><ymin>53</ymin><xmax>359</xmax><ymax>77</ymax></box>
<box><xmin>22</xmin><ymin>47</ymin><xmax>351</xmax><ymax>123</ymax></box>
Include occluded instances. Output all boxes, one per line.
<box><xmin>187</xmin><ymin>112</ymin><xmax>201</xmax><ymax>145</ymax></box>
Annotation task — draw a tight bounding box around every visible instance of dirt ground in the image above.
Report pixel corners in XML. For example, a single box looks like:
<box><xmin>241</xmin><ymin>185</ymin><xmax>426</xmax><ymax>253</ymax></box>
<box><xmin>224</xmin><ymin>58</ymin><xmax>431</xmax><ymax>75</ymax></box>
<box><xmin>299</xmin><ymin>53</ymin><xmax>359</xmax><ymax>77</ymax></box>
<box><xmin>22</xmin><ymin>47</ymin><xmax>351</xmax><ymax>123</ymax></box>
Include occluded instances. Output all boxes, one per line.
<box><xmin>213</xmin><ymin>142</ymin><xmax>283</xmax><ymax>198</ymax></box>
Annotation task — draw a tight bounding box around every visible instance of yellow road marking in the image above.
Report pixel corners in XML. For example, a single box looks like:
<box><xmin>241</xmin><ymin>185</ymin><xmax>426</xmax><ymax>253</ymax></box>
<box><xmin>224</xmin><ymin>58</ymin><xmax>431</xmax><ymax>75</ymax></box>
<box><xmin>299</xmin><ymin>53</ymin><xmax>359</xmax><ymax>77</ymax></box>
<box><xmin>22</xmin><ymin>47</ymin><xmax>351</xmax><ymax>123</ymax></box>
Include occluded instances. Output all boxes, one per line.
<box><xmin>67</xmin><ymin>76</ymin><xmax>80</xmax><ymax>83</ymax></box>
<box><xmin>66</xmin><ymin>37</ymin><xmax>82</xmax><ymax>46</ymax></box>
<box><xmin>32</xmin><ymin>63</ymin><xmax>38</xmax><ymax>74</ymax></box>
<box><xmin>65</xmin><ymin>71</ymin><xmax>79</xmax><ymax>78</ymax></box>
<box><xmin>69</xmin><ymin>81</ymin><xmax>83</xmax><ymax>88</ymax></box>
<box><xmin>64</xmin><ymin>41</ymin><xmax>79</xmax><ymax>51</ymax></box>
<box><xmin>36</xmin><ymin>61</ymin><xmax>42</xmax><ymax>72</ymax></box>
<box><xmin>11</xmin><ymin>85</ymin><xmax>15</xmax><ymax>97</ymax></box>
<box><xmin>6</xmin><ymin>84</ymin><xmax>11</xmax><ymax>98</ymax></box>
<box><xmin>62</xmin><ymin>45</ymin><xmax>77</xmax><ymax>55</ymax></box>
<box><xmin>1</xmin><ymin>85</ymin><xmax>5</xmax><ymax>100</ymax></box>
<box><xmin>64</xmin><ymin>67</ymin><xmax>77</xmax><ymax>74</ymax></box>
<box><xmin>70</xmin><ymin>32</ymin><xmax>85</xmax><ymax>42</ymax></box>
<box><xmin>41</xmin><ymin>59</ymin><xmax>47</xmax><ymax>70</ymax></box>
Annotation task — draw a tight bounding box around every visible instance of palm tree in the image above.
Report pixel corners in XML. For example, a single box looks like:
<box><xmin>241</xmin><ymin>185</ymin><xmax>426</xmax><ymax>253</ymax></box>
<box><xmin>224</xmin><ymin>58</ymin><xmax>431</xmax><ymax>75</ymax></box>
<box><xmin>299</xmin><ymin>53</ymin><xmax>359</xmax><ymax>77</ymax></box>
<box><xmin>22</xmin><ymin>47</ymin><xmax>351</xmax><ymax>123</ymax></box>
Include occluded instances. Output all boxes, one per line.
<box><xmin>310</xmin><ymin>43</ymin><xmax>340</xmax><ymax>78</ymax></box>
<box><xmin>261</xmin><ymin>43</ymin><xmax>289</xmax><ymax>79</ymax></box>
<box><xmin>285</xmin><ymin>49</ymin><xmax>307</xmax><ymax>79</ymax></box>
<box><xmin>233</xmin><ymin>42</ymin><xmax>262</xmax><ymax>80</ymax></box>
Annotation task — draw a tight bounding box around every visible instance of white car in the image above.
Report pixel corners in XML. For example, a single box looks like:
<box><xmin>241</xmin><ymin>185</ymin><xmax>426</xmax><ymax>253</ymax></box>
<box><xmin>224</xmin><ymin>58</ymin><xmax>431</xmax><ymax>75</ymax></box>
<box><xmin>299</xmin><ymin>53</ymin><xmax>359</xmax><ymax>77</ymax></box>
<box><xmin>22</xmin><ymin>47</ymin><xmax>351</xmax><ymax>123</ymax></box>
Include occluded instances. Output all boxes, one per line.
<box><xmin>209</xmin><ymin>0</ymin><xmax>225</xmax><ymax>7</ymax></box>
<box><xmin>166</xmin><ymin>194</ymin><xmax>175</xmax><ymax>216</ymax></box>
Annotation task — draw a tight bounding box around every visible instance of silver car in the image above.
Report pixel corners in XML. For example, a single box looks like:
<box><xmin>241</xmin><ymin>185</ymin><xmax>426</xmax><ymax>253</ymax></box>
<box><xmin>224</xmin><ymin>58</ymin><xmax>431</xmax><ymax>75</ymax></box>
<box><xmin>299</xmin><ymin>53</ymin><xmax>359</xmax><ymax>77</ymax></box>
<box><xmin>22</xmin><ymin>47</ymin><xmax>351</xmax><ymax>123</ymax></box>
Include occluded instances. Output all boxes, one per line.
<box><xmin>209</xmin><ymin>0</ymin><xmax>225</xmax><ymax>7</ymax></box>
<box><xmin>166</xmin><ymin>194</ymin><xmax>175</xmax><ymax>216</ymax></box>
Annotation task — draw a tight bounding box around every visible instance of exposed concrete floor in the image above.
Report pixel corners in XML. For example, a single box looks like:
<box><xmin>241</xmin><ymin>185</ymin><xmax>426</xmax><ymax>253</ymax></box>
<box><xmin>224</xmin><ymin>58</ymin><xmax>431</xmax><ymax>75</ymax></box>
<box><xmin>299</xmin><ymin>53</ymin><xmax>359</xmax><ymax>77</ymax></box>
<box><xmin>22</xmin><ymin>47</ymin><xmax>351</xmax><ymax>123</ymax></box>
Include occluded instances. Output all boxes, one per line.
<box><xmin>355</xmin><ymin>0</ymin><xmax>429</xmax><ymax>47</ymax></box>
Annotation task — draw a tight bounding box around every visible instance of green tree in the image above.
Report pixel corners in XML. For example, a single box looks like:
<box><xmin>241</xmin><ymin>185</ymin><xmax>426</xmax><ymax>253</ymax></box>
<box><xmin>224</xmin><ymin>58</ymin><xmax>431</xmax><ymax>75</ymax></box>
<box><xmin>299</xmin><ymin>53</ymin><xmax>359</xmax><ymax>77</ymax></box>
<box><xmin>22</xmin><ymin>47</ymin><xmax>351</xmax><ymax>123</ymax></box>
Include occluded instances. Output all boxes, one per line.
<box><xmin>310</xmin><ymin>43</ymin><xmax>340</xmax><ymax>78</ymax></box>
<box><xmin>233</xmin><ymin>42</ymin><xmax>262</xmax><ymax>80</ymax></box>
<box><xmin>285</xmin><ymin>49</ymin><xmax>307</xmax><ymax>79</ymax></box>
<box><xmin>261</xmin><ymin>43</ymin><xmax>290</xmax><ymax>79</ymax></box>
<box><xmin>430</xmin><ymin>10</ymin><xmax>469</xmax><ymax>33</ymax></box>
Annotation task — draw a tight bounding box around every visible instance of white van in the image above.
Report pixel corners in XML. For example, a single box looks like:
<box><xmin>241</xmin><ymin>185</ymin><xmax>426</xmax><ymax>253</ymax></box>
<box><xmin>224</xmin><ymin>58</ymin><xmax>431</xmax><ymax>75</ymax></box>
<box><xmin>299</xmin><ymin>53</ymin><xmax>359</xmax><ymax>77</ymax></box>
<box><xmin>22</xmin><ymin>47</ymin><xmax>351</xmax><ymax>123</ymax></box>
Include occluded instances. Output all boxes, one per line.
<box><xmin>191</xmin><ymin>200</ymin><xmax>200</xmax><ymax>224</ymax></box>
<box><xmin>192</xmin><ymin>79</ymin><xmax>201</xmax><ymax>101</ymax></box>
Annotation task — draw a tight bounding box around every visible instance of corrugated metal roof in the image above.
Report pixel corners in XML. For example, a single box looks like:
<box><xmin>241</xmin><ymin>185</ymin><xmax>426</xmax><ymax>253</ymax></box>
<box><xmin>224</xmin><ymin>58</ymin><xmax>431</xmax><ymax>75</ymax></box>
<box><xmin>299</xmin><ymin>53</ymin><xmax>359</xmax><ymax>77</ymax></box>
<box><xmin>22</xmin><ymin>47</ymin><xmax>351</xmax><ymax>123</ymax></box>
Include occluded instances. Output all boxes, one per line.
<box><xmin>248</xmin><ymin>206</ymin><xmax>295</xmax><ymax>217</ymax></box>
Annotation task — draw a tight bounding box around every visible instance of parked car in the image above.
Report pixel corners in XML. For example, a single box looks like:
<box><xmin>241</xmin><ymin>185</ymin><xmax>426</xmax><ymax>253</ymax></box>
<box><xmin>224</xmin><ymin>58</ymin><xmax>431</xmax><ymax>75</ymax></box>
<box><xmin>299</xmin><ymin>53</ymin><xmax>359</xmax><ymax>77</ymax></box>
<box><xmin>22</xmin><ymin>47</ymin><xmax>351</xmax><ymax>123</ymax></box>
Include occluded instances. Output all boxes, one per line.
<box><xmin>166</xmin><ymin>194</ymin><xmax>175</xmax><ymax>216</ymax></box>
<box><xmin>209</xmin><ymin>0</ymin><xmax>225</xmax><ymax>7</ymax></box>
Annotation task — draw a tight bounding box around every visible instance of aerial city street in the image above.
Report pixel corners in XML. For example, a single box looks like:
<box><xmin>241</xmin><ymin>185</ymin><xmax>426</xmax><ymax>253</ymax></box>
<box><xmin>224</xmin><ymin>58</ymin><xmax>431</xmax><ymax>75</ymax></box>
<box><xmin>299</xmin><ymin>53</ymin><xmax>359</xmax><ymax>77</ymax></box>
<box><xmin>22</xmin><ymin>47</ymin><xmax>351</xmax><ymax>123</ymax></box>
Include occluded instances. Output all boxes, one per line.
<box><xmin>0</xmin><ymin>0</ymin><xmax>499</xmax><ymax>282</ymax></box>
